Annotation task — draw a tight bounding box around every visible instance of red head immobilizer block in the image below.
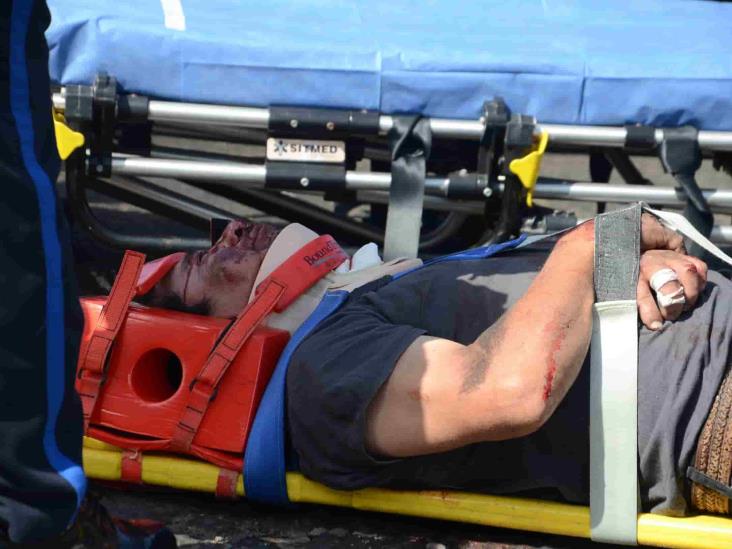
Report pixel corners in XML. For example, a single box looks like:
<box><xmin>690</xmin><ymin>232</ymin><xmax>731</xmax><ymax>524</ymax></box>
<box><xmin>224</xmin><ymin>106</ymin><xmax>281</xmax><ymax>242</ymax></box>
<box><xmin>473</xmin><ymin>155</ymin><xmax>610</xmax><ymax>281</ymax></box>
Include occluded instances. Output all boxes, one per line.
<box><xmin>78</xmin><ymin>297</ymin><xmax>289</xmax><ymax>469</ymax></box>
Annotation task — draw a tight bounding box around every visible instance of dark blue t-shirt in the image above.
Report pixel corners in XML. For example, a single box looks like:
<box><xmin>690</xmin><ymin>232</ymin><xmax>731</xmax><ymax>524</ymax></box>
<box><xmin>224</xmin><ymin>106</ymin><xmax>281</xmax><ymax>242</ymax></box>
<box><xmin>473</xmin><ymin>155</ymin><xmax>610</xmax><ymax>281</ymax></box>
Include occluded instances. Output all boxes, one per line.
<box><xmin>287</xmin><ymin>242</ymin><xmax>732</xmax><ymax>514</ymax></box>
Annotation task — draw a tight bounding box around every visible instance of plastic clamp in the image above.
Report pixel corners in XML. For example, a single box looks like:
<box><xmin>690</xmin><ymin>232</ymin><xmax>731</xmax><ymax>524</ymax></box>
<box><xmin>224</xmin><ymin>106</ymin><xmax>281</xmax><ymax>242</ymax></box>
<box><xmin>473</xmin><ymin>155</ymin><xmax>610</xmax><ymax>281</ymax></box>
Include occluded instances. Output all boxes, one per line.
<box><xmin>508</xmin><ymin>131</ymin><xmax>548</xmax><ymax>207</ymax></box>
<box><xmin>52</xmin><ymin>110</ymin><xmax>85</xmax><ymax>160</ymax></box>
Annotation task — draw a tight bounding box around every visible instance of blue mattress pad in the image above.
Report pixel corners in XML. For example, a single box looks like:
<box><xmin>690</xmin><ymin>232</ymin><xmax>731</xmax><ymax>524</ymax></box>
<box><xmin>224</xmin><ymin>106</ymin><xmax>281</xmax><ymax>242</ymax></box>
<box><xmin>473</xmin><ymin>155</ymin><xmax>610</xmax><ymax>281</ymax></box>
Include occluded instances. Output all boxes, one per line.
<box><xmin>47</xmin><ymin>0</ymin><xmax>732</xmax><ymax>130</ymax></box>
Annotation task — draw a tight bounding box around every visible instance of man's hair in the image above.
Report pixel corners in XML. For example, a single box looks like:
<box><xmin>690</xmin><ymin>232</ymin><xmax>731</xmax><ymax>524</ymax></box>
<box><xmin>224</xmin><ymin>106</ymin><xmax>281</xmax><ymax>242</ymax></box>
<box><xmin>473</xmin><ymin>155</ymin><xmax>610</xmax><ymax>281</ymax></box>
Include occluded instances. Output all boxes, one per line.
<box><xmin>135</xmin><ymin>290</ymin><xmax>211</xmax><ymax>317</ymax></box>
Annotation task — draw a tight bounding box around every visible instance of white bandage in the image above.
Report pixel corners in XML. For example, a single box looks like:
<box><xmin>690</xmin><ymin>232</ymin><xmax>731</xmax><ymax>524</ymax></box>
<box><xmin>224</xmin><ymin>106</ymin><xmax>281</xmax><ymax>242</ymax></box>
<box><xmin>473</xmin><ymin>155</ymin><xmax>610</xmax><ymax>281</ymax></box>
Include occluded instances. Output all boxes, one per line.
<box><xmin>649</xmin><ymin>268</ymin><xmax>678</xmax><ymax>293</ymax></box>
<box><xmin>650</xmin><ymin>268</ymin><xmax>686</xmax><ymax>308</ymax></box>
<box><xmin>656</xmin><ymin>286</ymin><xmax>686</xmax><ymax>308</ymax></box>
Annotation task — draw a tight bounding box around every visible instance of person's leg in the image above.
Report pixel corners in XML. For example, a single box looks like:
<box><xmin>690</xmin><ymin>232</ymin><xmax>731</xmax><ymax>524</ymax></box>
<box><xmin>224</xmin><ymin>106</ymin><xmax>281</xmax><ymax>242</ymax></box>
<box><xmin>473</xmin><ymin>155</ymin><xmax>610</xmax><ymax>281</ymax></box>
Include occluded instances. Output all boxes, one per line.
<box><xmin>0</xmin><ymin>0</ymin><xmax>86</xmax><ymax>542</ymax></box>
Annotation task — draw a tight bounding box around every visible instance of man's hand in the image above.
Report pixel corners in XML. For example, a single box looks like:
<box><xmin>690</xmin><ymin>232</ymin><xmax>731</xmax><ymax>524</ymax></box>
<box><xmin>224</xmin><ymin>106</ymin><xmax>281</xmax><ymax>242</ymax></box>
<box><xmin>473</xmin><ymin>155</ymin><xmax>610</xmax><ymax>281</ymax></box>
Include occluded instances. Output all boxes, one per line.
<box><xmin>640</xmin><ymin>212</ymin><xmax>686</xmax><ymax>254</ymax></box>
<box><xmin>637</xmin><ymin>249</ymin><xmax>707</xmax><ymax>329</ymax></box>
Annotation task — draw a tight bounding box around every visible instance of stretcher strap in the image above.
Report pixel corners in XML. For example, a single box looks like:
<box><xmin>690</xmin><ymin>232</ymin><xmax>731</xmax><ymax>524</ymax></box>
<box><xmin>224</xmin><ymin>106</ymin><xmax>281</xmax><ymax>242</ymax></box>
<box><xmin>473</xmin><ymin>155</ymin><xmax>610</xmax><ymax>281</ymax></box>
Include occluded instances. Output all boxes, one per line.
<box><xmin>659</xmin><ymin>127</ymin><xmax>713</xmax><ymax>259</ymax></box>
<box><xmin>215</xmin><ymin>468</ymin><xmax>240</xmax><ymax>499</ymax></box>
<box><xmin>77</xmin><ymin>251</ymin><xmax>146</xmax><ymax>432</ymax></box>
<box><xmin>120</xmin><ymin>449</ymin><xmax>143</xmax><ymax>484</ymax></box>
<box><xmin>383</xmin><ymin>115</ymin><xmax>431</xmax><ymax>261</ymax></box>
<box><xmin>170</xmin><ymin>235</ymin><xmax>347</xmax><ymax>452</ymax></box>
<box><xmin>590</xmin><ymin>204</ymin><xmax>640</xmax><ymax>545</ymax></box>
<box><xmin>645</xmin><ymin>206</ymin><xmax>732</xmax><ymax>267</ymax></box>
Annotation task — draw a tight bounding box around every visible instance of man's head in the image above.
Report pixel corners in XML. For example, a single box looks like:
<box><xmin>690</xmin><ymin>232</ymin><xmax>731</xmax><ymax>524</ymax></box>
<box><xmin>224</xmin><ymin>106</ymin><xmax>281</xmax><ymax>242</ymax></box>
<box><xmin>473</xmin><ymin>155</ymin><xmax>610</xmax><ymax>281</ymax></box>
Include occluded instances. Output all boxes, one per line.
<box><xmin>145</xmin><ymin>219</ymin><xmax>280</xmax><ymax>317</ymax></box>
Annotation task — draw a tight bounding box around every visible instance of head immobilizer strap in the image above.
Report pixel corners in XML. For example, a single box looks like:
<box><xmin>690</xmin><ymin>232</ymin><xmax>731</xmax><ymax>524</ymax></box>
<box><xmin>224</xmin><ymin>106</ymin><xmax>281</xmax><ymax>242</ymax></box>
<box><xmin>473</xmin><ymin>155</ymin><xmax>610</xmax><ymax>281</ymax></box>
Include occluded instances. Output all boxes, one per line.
<box><xmin>76</xmin><ymin>236</ymin><xmax>348</xmax><ymax>444</ymax></box>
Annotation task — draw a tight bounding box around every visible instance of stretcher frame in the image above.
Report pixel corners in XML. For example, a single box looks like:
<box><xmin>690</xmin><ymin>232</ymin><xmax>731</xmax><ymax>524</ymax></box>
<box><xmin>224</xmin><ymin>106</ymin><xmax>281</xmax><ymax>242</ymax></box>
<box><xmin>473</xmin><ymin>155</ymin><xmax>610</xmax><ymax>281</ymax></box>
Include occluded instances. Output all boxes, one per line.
<box><xmin>52</xmin><ymin>74</ymin><xmax>732</xmax><ymax>260</ymax></box>
<box><xmin>83</xmin><ymin>438</ymin><xmax>732</xmax><ymax>549</ymax></box>
<box><xmin>56</xmin><ymin>75</ymin><xmax>732</xmax><ymax>547</ymax></box>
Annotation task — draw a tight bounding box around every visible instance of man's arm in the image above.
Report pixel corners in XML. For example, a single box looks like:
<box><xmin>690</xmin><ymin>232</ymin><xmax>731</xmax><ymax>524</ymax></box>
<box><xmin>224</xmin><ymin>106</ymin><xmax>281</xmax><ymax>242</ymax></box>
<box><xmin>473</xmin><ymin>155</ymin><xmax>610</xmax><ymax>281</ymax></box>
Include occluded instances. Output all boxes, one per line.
<box><xmin>365</xmin><ymin>222</ymin><xmax>595</xmax><ymax>458</ymax></box>
<box><xmin>365</xmin><ymin>216</ymin><xmax>705</xmax><ymax>459</ymax></box>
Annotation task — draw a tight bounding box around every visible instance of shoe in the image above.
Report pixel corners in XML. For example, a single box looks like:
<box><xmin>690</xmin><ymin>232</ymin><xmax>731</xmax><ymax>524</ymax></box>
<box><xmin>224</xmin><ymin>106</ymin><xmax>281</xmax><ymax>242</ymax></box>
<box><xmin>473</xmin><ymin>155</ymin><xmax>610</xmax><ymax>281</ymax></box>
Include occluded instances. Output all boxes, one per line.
<box><xmin>1</xmin><ymin>492</ymin><xmax>177</xmax><ymax>548</ymax></box>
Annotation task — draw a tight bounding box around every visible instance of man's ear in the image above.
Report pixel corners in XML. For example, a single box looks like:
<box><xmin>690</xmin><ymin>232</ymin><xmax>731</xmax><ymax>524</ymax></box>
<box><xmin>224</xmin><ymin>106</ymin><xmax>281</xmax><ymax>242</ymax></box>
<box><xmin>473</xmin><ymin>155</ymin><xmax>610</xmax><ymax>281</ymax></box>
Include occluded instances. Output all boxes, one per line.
<box><xmin>210</xmin><ymin>218</ymin><xmax>232</xmax><ymax>246</ymax></box>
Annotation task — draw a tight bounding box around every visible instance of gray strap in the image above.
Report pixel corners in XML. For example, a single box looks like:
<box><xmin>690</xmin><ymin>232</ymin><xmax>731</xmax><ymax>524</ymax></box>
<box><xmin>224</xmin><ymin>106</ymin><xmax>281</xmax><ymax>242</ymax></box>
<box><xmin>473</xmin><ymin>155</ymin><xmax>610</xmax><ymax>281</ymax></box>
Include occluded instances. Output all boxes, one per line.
<box><xmin>659</xmin><ymin>127</ymin><xmax>713</xmax><ymax>259</ymax></box>
<box><xmin>383</xmin><ymin>116</ymin><xmax>431</xmax><ymax>261</ymax></box>
<box><xmin>594</xmin><ymin>204</ymin><xmax>641</xmax><ymax>301</ymax></box>
<box><xmin>590</xmin><ymin>203</ymin><xmax>641</xmax><ymax>546</ymax></box>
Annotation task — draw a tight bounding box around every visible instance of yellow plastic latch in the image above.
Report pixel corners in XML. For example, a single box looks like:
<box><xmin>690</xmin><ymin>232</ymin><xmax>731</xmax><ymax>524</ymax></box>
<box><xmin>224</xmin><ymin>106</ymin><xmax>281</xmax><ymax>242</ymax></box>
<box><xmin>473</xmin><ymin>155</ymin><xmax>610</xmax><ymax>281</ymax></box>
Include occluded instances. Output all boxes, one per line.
<box><xmin>508</xmin><ymin>131</ymin><xmax>548</xmax><ymax>207</ymax></box>
<box><xmin>52</xmin><ymin>110</ymin><xmax>84</xmax><ymax>160</ymax></box>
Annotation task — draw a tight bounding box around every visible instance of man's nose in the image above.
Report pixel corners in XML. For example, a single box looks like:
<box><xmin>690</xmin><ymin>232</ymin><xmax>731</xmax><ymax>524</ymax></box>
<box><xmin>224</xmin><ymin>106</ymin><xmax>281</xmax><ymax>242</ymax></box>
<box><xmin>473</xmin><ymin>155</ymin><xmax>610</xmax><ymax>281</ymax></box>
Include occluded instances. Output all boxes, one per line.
<box><xmin>217</xmin><ymin>220</ymin><xmax>249</xmax><ymax>247</ymax></box>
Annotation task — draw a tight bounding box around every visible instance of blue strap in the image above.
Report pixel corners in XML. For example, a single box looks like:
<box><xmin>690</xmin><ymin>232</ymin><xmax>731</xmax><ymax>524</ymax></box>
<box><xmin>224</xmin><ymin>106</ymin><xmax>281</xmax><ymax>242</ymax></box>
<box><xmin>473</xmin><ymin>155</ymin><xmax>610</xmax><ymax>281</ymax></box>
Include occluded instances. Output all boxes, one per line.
<box><xmin>244</xmin><ymin>235</ymin><xmax>526</xmax><ymax>504</ymax></box>
<box><xmin>393</xmin><ymin>235</ymin><xmax>526</xmax><ymax>280</ymax></box>
<box><xmin>244</xmin><ymin>291</ymin><xmax>349</xmax><ymax>504</ymax></box>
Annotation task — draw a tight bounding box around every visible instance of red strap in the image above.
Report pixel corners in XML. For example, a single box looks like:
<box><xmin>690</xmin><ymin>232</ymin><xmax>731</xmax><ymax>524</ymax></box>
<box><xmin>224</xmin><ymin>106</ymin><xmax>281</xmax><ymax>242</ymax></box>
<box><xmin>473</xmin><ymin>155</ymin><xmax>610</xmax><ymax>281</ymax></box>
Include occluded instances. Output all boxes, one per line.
<box><xmin>170</xmin><ymin>235</ymin><xmax>347</xmax><ymax>452</ymax></box>
<box><xmin>215</xmin><ymin>468</ymin><xmax>240</xmax><ymax>499</ymax></box>
<box><xmin>256</xmin><ymin>235</ymin><xmax>349</xmax><ymax>312</ymax></box>
<box><xmin>170</xmin><ymin>282</ymin><xmax>285</xmax><ymax>452</ymax></box>
<box><xmin>120</xmin><ymin>449</ymin><xmax>143</xmax><ymax>484</ymax></box>
<box><xmin>77</xmin><ymin>251</ymin><xmax>146</xmax><ymax>432</ymax></box>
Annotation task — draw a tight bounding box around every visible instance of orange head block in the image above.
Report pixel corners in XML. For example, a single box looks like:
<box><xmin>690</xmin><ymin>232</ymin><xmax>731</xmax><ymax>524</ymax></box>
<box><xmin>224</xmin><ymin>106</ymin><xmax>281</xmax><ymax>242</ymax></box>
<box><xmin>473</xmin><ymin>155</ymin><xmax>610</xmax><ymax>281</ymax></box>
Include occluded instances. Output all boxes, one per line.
<box><xmin>78</xmin><ymin>297</ymin><xmax>289</xmax><ymax>462</ymax></box>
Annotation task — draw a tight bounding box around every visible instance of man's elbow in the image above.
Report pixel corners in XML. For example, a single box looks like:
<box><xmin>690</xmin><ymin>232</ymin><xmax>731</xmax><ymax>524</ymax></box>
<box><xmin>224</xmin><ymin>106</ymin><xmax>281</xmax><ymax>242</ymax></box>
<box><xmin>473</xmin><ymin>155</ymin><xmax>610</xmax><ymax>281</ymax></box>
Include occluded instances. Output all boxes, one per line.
<box><xmin>465</xmin><ymin>367</ymin><xmax>552</xmax><ymax>442</ymax></box>
<box><xmin>499</xmin><ymin>373</ymin><xmax>552</xmax><ymax>437</ymax></box>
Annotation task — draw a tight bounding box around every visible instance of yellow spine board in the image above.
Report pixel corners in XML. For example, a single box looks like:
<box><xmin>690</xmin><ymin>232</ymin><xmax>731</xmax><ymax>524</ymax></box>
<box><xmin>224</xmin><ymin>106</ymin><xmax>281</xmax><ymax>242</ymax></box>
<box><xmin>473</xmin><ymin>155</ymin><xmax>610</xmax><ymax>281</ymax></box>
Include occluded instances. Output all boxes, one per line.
<box><xmin>83</xmin><ymin>438</ymin><xmax>245</xmax><ymax>496</ymax></box>
<box><xmin>82</xmin><ymin>438</ymin><xmax>732</xmax><ymax>548</ymax></box>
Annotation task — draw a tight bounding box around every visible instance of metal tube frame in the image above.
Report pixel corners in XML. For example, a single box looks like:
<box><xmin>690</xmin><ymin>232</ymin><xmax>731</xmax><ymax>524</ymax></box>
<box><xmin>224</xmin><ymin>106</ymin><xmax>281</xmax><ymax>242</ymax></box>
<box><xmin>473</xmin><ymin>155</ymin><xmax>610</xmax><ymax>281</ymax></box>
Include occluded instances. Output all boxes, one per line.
<box><xmin>111</xmin><ymin>156</ymin><xmax>732</xmax><ymax>211</ymax></box>
<box><xmin>54</xmin><ymin>88</ymin><xmax>732</xmax><ymax>252</ymax></box>
<box><xmin>53</xmin><ymin>92</ymin><xmax>732</xmax><ymax>151</ymax></box>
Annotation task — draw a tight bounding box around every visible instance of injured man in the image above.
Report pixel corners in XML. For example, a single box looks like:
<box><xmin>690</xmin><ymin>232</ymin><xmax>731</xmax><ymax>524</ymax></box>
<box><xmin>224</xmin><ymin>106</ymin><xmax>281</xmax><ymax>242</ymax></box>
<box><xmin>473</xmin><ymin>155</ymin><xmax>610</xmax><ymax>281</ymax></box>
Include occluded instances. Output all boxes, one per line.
<box><xmin>143</xmin><ymin>213</ymin><xmax>732</xmax><ymax>517</ymax></box>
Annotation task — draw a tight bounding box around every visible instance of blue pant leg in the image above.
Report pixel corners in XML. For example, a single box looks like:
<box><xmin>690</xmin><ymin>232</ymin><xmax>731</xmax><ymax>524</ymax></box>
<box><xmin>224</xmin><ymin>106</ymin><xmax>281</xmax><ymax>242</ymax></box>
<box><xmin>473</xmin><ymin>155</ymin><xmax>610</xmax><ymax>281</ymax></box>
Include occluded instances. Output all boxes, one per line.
<box><xmin>0</xmin><ymin>0</ymin><xmax>86</xmax><ymax>543</ymax></box>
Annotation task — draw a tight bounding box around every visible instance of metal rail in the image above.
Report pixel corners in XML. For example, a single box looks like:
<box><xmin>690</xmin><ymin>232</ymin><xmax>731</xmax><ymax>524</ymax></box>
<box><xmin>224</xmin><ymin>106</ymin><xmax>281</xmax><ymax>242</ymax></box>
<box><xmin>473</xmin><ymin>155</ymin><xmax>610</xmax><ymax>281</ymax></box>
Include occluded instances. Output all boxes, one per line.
<box><xmin>53</xmin><ymin>93</ymin><xmax>732</xmax><ymax>150</ymax></box>
<box><xmin>110</xmin><ymin>156</ymin><xmax>732</xmax><ymax>210</ymax></box>
<box><xmin>105</xmin><ymin>157</ymin><xmax>732</xmax><ymax>245</ymax></box>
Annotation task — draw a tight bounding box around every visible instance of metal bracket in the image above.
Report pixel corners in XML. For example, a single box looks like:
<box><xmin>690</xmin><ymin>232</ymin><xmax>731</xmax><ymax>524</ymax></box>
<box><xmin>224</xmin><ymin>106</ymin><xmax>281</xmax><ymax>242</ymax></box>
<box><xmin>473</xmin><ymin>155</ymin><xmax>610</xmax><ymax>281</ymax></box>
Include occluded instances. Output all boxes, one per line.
<box><xmin>477</xmin><ymin>98</ymin><xmax>510</xmax><ymax>186</ymax></box>
<box><xmin>264</xmin><ymin>162</ymin><xmax>347</xmax><ymax>191</ymax></box>
<box><xmin>659</xmin><ymin>126</ymin><xmax>713</xmax><ymax>253</ymax></box>
<box><xmin>485</xmin><ymin>112</ymin><xmax>536</xmax><ymax>244</ymax></box>
<box><xmin>624</xmin><ymin>124</ymin><xmax>657</xmax><ymax>152</ymax></box>
<box><xmin>63</xmin><ymin>72</ymin><xmax>119</xmax><ymax>178</ymax></box>
<box><xmin>269</xmin><ymin>106</ymin><xmax>380</xmax><ymax>137</ymax></box>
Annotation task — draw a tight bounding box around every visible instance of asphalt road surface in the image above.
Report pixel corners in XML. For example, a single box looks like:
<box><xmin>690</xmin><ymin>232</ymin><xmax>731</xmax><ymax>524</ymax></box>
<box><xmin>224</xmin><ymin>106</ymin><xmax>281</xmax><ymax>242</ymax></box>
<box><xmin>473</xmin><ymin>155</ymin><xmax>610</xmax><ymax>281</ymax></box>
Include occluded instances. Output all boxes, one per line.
<box><xmin>64</xmin><ymin>152</ymin><xmax>732</xmax><ymax>548</ymax></box>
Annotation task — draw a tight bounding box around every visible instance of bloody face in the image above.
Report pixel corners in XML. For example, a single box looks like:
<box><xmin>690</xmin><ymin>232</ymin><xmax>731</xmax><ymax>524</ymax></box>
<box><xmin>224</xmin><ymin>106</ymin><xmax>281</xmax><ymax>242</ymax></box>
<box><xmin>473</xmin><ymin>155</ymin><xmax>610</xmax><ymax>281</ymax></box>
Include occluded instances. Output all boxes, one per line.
<box><xmin>154</xmin><ymin>220</ymin><xmax>280</xmax><ymax>317</ymax></box>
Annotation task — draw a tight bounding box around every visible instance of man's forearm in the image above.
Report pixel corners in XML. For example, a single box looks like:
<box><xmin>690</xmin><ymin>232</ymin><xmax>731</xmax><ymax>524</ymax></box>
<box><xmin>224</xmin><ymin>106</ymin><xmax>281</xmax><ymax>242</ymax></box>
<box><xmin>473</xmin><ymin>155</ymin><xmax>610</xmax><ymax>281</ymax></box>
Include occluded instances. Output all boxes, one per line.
<box><xmin>463</xmin><ymin>222</ymin><xmax>595</xmax><ymax>439</ymax></box>
<box><xmin>366</xmin><ymin>214</ymin><xmax>698</xmax><ymax>457</ymax></box>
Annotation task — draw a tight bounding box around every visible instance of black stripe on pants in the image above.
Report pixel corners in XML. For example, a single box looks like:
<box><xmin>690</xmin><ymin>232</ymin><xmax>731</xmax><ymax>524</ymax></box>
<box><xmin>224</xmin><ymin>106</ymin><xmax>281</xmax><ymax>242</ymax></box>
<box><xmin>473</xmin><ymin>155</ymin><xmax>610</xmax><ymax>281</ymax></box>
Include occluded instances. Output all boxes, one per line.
<box><xmin>0</xmin><ymin>0</ymin><xmax>86</xmax><ymax>543</ymax></box>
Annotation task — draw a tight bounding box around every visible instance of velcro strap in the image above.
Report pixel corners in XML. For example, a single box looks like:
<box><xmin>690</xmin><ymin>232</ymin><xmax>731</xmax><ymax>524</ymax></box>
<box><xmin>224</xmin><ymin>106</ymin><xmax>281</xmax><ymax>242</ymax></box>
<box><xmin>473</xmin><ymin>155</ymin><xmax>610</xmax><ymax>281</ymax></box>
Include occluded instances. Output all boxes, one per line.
<box><xmin>78</xmin><ymin>251</ymin><xmax>145</xmax><ymax>431</ymax></box>
<box><xmin>170</xmin><ymin>235</ymin><xmax>347</xmax><ymax>452</ymax></box>
<box><xmin>383</xmin><ymin>116</ymin><xmax>431</xmax><ymax>260</ymax></box>
<box><xmin>590</xmin><ymin>204</ymin><xmax>640</xmax><ymax>546</ymax></box>
<box><xmin>215</xmin><ymin>468</ymin><xmax>240</xmax><ymax>499</ymax></box>
<box><xmin>120</xmin><ymin>449</ymin><xmax>143</xmax><ymax>484</ymax></box>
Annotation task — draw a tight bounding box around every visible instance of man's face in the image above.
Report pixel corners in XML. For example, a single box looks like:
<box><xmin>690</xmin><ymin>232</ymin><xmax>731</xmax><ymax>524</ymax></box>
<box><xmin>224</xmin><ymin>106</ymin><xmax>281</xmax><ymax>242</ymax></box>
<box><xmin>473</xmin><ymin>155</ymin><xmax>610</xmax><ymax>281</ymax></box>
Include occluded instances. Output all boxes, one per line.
<box><xmin>156</xmin><ymin>219</ymin><xmax>280</xmax><ymax>317</ymax></box>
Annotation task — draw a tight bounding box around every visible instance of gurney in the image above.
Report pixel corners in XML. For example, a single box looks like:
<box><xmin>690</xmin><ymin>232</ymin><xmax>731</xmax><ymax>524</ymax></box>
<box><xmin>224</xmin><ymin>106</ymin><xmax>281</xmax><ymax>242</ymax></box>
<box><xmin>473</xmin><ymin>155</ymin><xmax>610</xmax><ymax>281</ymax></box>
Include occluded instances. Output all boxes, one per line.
<box><xmin>47</xmin><ymin>0</ymin><xmax>732</xmax><ymax>260</ymax></box>
<box><xmin>46</xmin><ymin>0</ymin><xmax>732</xmax><ymax>546</ymax></box>
<box><xmin>75</xmin><ymin>206</ymin><xmax>732</xmax><ymax>549</ymax></box>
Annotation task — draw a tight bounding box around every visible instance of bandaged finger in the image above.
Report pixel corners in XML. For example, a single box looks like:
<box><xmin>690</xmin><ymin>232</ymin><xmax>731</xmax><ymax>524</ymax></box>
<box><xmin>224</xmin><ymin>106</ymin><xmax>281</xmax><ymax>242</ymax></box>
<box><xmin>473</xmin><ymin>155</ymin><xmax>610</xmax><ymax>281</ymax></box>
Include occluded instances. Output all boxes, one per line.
<box><xmin>656</xmin><ymin>285</ymin><xmax>686</xmax><ymax>308</ymax></box>
<box><xmin>650</xmin><ymin>268</ymin><xmax>678</xmax><ymax>293</ymax></box>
